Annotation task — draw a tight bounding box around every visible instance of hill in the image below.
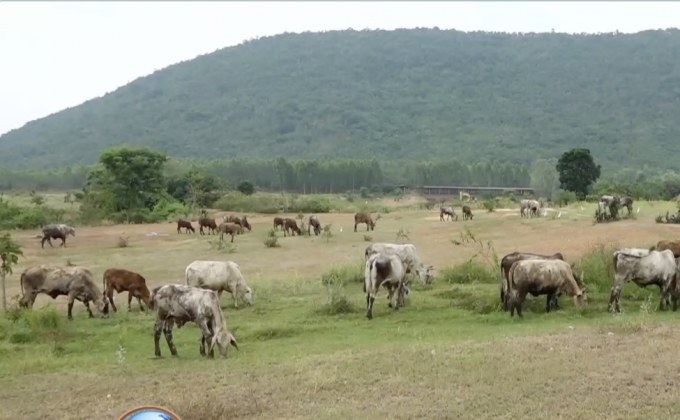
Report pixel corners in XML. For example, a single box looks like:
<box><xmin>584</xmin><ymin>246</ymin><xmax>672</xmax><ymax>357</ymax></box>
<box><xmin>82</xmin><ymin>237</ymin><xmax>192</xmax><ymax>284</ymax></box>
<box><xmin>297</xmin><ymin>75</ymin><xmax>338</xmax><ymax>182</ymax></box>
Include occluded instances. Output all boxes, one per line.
<box><xmin>2</xmin><ymin>28</ymin><xmax>680</xmax><ymax>170</ymax></box>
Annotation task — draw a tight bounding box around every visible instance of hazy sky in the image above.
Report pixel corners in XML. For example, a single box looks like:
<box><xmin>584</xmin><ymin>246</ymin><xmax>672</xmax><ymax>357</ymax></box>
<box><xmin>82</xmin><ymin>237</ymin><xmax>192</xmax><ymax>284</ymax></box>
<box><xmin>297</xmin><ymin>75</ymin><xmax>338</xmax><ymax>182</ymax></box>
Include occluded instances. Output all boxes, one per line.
<box><xmin>1</xmin><ymin>1</ymin><xmax>679</xmax><ymax>136</ymax></box>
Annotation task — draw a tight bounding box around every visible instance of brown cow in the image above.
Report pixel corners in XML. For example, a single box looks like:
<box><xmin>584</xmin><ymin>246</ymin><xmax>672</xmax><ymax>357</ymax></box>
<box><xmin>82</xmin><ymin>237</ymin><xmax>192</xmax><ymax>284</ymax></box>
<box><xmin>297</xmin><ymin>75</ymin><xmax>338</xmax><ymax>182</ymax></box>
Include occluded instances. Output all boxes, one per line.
<box><xmin>224</xmin><ymin>215</ymin><xmax>252</xmax><ymax>232</ymax></box>
<box><xmin>177</xmin><ymin>219</ymin><xmax>195</xmax><ymax>234</ymax></box>
<box><xmin>655</xmin><ymin>239</ymin><xmax>680</xmax><ymax>258</ymax></box>
<box><xmin>19</xmin><ymin>265</ymin><xmax>109</xmax><ymax>320</ymax></box>
<box><xmin>218</xmin><ymin>222</ymin><xmax>241</xmax><ymax>242</ymax></box>
<box><xmin>462</xmin><ymin>205</ymin><xmax>473</xmax><ymax>221</ymax></box>
<box><xmin>500</xmin><ymin>252</ymin><xmax>567</xmax><ymax>311</ymax></box>
<box><xmin>283</xmin><ymin>218</ymin><xmax>302</xmax><ymax>237</ymax></box>
<box><xmin>273</xmin><ymin>217</ymin><xmax>285</xmax><ymax>231</ymax></box>
<box><xmin>102</xmin><ymin>268</ymin><xmax>151</xmax><ymax>312</ymax></box>
<box><xmin>199</xmin><ymin>217</ymin><xmax>218</xmax><ymax>235</ymax></box>
<box><xmin>308</xmin><ymin>215</ymin><xmax>321</xmax><ymax>236</ymax></box>
<box><xmin>354</xmin><ymin>212</ymin><xmax>379</xmax><ymax>232</ymax></box>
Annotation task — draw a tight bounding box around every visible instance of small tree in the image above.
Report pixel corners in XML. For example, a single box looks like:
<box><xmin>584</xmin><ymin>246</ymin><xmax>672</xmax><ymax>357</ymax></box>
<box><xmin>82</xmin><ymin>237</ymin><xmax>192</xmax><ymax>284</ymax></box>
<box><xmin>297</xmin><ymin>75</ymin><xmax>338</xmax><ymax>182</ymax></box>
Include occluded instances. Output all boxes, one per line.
<box><xmin>556</xmin><ymin>148</ymin><xmax>601</xmax><ymax>200</ymax></box>
<box><xmin>237</xmin><ymin>181</ymin><xmax>255</xmax><ymax>196</ymax></box>
<box><xmin>0</xmin><ymin>233</ymin><xmax>23</xmax><ymax>311</ymax></box>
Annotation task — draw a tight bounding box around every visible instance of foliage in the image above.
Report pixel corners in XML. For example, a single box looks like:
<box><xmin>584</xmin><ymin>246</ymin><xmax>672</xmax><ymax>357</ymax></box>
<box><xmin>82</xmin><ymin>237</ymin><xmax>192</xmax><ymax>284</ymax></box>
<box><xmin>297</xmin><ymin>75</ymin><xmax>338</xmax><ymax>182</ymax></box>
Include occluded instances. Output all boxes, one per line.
<box><xmin>116</xmin><ymin>235</ymin><xmax>130</xmax><ymax>248</ymax></box>
<box><xmin>236</xmin><ymin>181</ymin><xmax>255</xmax><ymax>196</ymax></box>
<box><xmin>0</xmin><ymin>232</ymin><xmax>22</xmax><ymax>310</ymax></box>
<box><xmin>571</xmin><ymin>243</ymin><xmax>617</xmax><ymax>293</ymax></box>
<box><xmin>363</xmin><ymin>234</ymin><xmax>372</xmax><ymax>242</ymax></box>
<box><xmin>529</xmin><ymin>158</ymin><xmax>560</xmax><ymax>198</ymax></box>
<box><xmin>552</xmin><ymin>189</ymin><xmax>578</xmax><ymax>206</ymax></box>
<box><xmin>209</xmin><ymin>239</ymin><xmax>237</xmax><ymax>253</ymax></box>
<box><xmin>482</xmin><ymin>199</ymin><xmax>497</xmax><ymax>213</ymax></box>
<box><xmin>166</xmin><ymin>170</ymin><xmax>220</xmax><ymax>208</ymax></box>
<box><xmin>29</xmin><ymin>190</ymin><xmax>45</xmax><ymax>206</ymax></box>
<box><xmin>264</xmin><ymin>229</ymin><xmax>280</xmax><ymax>248</ymax></box>
<box><xmin>556</xmin><ymin>148</ymin><xmax>601</xmax><ymax>200</ymax></box>
<box><xmin>4</xmin><ymin>29</ymin><xmax>680</xmax><ymax>171</ymax></box>
<box><xmin>0</xmin><ymin>197</ymin><xmax>67</xmax><ymax>229</ymax></box>
<box><xmin>83</xmin><ymin>146</ymin><xmax>167</xmax><ymax>223</ymax></box>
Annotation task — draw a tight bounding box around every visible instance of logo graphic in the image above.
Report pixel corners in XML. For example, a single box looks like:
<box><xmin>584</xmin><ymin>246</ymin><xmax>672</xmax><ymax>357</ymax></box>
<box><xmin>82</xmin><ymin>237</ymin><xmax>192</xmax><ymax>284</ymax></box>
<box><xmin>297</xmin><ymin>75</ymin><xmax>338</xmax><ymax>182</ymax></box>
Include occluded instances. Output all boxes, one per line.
<box><xmin>118</xmin><ymin>405</ymin><xmax>181</xmax><ymax>420</ymax></box>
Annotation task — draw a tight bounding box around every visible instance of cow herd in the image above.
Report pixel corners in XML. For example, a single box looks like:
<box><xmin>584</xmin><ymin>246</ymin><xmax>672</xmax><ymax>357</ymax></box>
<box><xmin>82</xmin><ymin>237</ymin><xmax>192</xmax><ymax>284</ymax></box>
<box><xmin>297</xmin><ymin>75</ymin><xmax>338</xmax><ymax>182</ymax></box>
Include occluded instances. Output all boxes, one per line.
<box><xmin>22</xmin><ymin>199</ymin><xmax>679</xmax><ymax>361</ymax></box>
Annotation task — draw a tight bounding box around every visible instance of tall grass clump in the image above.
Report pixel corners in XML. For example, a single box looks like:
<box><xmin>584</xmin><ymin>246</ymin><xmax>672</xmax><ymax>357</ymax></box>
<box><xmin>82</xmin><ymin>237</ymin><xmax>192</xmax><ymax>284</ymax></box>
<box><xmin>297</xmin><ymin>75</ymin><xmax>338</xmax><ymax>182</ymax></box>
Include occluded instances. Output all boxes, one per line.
<box><xmin>263</xmin><ymin>228</ymin><xmax>280</xmax><ymax>248</ymax></box>
<box><xmin>317</xmin><ymin>263</ymin><xmax>362</xmax><ymax>315</ymax></box>
<box><xmin>573</xmin><ymin>242</ymin><xmax>618</xmax><ymax>293</ymax></box>
<box><xmin>438</xmin><ymin>260</ymin><xmax>498</xmax><ymax>285</ymax></box>
<box><xmin>4</xmin><ymin>307</ymin><xmax>65</xmax><ymax>348</ymax></box>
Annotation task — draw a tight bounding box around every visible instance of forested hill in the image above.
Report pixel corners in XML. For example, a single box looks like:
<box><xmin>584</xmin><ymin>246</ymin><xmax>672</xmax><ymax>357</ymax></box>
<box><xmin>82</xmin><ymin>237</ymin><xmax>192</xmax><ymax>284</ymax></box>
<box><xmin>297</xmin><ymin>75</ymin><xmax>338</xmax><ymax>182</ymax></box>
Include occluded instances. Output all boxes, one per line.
<box><xmin>2</xmin><ymin>28</ymin><xmax>680</xmax><ymax>170</ymax></box>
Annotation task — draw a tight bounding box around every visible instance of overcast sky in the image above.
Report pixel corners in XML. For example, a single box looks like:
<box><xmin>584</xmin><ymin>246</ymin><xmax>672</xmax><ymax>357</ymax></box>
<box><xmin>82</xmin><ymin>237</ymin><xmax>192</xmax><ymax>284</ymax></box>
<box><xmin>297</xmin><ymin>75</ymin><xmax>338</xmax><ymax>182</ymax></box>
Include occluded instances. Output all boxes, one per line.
<box><xmin>1</xmin><ymin>1</ymin><xmax>679</xmax><ymax>136</ymax></box>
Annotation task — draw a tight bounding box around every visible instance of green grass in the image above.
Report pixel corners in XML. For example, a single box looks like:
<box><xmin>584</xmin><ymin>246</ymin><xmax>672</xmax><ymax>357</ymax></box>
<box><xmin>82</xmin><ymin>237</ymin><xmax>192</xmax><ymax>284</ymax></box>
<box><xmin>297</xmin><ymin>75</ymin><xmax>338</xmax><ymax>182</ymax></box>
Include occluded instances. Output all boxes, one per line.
<box><xmin>2</xmin><ymin>197</ymin><xmax>680</xmax><ymax>418</ymax></box>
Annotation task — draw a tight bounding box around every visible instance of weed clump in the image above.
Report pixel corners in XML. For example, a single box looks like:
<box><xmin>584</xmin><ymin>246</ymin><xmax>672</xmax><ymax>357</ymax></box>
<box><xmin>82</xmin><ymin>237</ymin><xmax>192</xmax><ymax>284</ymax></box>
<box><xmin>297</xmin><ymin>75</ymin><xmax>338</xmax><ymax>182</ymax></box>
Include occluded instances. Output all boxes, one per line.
<box><xmin>264</xmin><ymin>228</ymin><xmax>280</xmax><ymax>248</ymax></box>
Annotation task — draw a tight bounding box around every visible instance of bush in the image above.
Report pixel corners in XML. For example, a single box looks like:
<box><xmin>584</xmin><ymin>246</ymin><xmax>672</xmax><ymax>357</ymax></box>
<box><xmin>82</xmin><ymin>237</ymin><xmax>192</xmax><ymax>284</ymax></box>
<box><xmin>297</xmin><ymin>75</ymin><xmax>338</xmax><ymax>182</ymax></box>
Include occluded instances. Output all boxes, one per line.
<box><xmin>320</xmin><ymin>263</ymin><xmax>364</xmax><ymax>287</ymax></box>
<box><xmin>116</xmin><ymin>235</ymin><xmax>130</xmax><ymax>248</ymax></box>
<box><xmin>264</xmin><ymin>228</ymin><xmax>280</xmax><ymax>248</ymax></box>
<box><xmin>237</xmin><ymin>181</ymin><xmax>255</xmax><ymax>196</ymax></box>
<box><xmin>482</xmin><ymin>199</ymin><xmax>496</xmax><ymax>213</ymax></box>
<box><xmin>572</xmin><ymin>243</ymin><xmax>618</xmax><ymax>293</ymax></box>
<box><xmin>150</xmin><ymin>197</ymin><xmax>190</xmax><ymax>221</ymax></box>
<box><xmin>0</xmin><ymin>198</ymin><xmax>67</xmax><ymax>229</ymax></box>
<box><xmin>438</xmin><ymin>260</ymin><xmax>498</xmax><ymax>285</ymax></box>
<box><xmin>553</xmin><ymin>189</ymin><xmax>578</xmax><ymax>206</ymax></box>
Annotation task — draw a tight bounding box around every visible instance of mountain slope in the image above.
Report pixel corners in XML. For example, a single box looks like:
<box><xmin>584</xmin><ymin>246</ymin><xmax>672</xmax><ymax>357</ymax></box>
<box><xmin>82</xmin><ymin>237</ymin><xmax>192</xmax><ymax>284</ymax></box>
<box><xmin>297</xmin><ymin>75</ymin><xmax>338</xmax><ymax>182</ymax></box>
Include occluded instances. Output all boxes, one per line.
<box><xmin>2</xmin><ymin>28</ymin><xmax>680</xmax><ymax>169</ymax></box>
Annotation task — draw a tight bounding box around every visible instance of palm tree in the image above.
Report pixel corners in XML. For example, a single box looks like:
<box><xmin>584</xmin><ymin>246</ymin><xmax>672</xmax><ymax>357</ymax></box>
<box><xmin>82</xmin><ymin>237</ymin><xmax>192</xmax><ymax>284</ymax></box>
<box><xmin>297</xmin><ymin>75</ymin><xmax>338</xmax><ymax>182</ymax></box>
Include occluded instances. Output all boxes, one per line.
<box><xmin>0</xmin><ymin>233</ymin><xmax>23</xmax><ymax>311</ymax></box>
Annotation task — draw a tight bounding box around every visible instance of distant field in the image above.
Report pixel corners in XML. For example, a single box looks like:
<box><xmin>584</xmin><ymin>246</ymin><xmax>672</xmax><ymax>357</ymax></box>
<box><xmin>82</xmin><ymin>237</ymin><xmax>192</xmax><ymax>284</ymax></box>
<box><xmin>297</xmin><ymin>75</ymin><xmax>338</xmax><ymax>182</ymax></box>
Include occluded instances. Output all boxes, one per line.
<box><xmin>2</xmin><ymin>196</ymin><xmax>680</xmax><ymax>419</ymax></box>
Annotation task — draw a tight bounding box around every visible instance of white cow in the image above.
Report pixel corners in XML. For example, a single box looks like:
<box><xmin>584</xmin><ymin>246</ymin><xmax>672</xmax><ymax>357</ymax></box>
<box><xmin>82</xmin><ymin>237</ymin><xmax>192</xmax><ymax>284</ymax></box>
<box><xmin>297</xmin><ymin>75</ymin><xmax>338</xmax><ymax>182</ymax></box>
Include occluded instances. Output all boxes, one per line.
<box><xmin>150</xmin><ymin>284</ymin><xmax>239</xmax><ymax>358</ymax></box>
<box><xmin>364</xmin><ymin>243</ymin><xmax>434</xmax><ymax>285</ymax></box>
<box><xmin>364</xmin><ymin>253</ymin><xmax>408</xmax><ymax>319</ymax></box>
<box><xmin>185</xmin><ymin>260</ymin><xmax>253</xmax><ymax>308</ymax></box>
<box><xmin>609</xmin><ymin>249</ymin><xmax>676</xmax><ymax>313</ymax></box>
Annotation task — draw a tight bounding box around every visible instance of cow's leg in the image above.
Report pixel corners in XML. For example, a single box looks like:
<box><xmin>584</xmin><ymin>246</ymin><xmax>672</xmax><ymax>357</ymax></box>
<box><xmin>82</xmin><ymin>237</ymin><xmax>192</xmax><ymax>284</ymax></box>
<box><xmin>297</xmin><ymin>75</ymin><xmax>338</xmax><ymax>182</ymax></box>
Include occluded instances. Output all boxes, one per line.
<box><xmin>197</xmin><ymin>318</ymin><xmax>214</xmax><ymax>358</ymax></box>
<box><xmin>47</xmin><ymin>237</ymin><xmax>54</xmax><ymax>248</ymax></box>
<box><xmin>60</xmin><ymin>237</ymin><xmax>66</xmax><ymax>247</ymax></box>
<box><xmin>354</xmin><ymin>222</ymin><xmax>358</xmax><ymax>232</ymax></box>
<box><xmin>366</xmin><ymin>290</ymin><xmax>376</xmax><ymax>320</ymax></box>
<box><xmin>67</xmin><ymin>293</ymin><xmax>76</xmax><ymax>320</ymax></box>
<box><xmin>154</xmin><ymin>319</ymin><xmax>164</xmax><ymax>357</ymax></box>
<box><xmin>609</xmin><ymin>275</ymin><xmax>625</xmax><ymax>313</ymax></box>
<box><xmin>107</xmin><ymin>288</ymin><xmax>118</xmax><ymax>313</ymax></box>
<box><xmin>83</xmin><ymin>299</ymin><xmax>94</xmax><ymax>318</ymax></box>
<box><xmin>232</xmin><ymin>291</ymin><xmax>239</xmax><ymax>309</ymax></box>
<box><xmin>163</xmin><ymin>319</ymin><xmax>178</xmax><ymax>356</ymax></box>
<box><xmin>137</xmin><ymin>295</ymin><xmax>145</xmax><ymax>312</ymax></box>
<box><xmin>230</xmin><ymin>233</ymin><xmax>234</xmax><ymax>243</ymax></box>
<box><xmin>386</xmin><ymin>284</ymin><xmax>395</xmax><ymax>308</ymax></box>
<box><xmin>128</xmin><ymin>292</ymin><xmax>134</xmax><ymax>312</ymax></box>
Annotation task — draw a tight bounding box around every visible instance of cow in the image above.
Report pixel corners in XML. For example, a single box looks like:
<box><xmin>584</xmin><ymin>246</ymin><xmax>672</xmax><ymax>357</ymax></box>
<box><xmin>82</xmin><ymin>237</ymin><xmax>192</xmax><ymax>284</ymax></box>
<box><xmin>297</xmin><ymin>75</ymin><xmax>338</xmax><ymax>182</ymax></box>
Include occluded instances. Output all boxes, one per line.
<box><xmin>499</xmin><ymin>252</ymin><xmax>566</xmax><ymax>311</ymax></box>
<box><xmin>198</xmin><ymin>217</ymin><xmax>218</xmax><ymax>235</ymax></box>
<box><xmin>283</xmin><ymin>218</ymin><xmax>302</xmax><ymax>237</ymax></box>
<box><xmin>462</xmin><ymin>205</ymin><xmax>473</xmax><ymax>220</ymax></box>
<box><xmin>440</xmin><ymin>206</ymin><xmax>458</xmax><ymax>221</ymax></box>
<box><xmin>365</xmin><ymin>243</ymin><xmax>434</xmax><ymax>286</ymax></box>
<box><xmin>19</xmin><ymin>265</ymin><xmax>109</xmax><ymax>320</ymax></box>
<box><xmin>41</xmin><ymin>224</ymin><xmax>76</xmax><ymax>248</ymax></box>
<box><xmin>520</xmin><ymin>200</ymin><xmax>541</xmax><ymax>218</ymax></box>
<box><xmin>308</xmin><ymin>215</ymin><xmax>321</xmax><ymax>236</ymax></box>
<box><xmin>653</xmin><ymin>240</ymin><xmax>680</xmax><ymax>258</ymax></box>
<box><xmin>185</xmin><ymin>260</ymin><xmax>253</xmax><ymax>309</ymax></box>
<box><xmin>177</xmin><ymin>219</ymin><xmax>195</xmax><ymax>234</ymax></box>
<box><xmin>609</xmin><ymin>249</ymin><xmax>677</xmax><ymax>313</ymax></box>
<box><xmin>150</xmin><ymin>284</ymin><xmax>239</xmax><ymax>358</ymax></box>
<box><xmin>102</xmin><ymin>268</ymin><xmax>151</xmax><ymax>313</ymax></box>
<box><xmin>507</xmin><ymin>259</ymin><xmax>587</xmax><ymax>317</ymax></box>
<box><xmin>618</xmin><ymin>195</ymin><xmax>634</xmax><ymax>216</ymax></box>
<box><xmin>355</xmin><ymin>212</ymin><xmax>379</xmax><ymax>231</ymax></box>
<box><xmin>364</xmin><ymin>253</ymin><xmax>408</xmax><ymax>320</ymax></box>
<box><xmin>224</xmin><ymin>215</ymin><xmax>252</xmax><ymax>232</ymax></box>
<box><xmin>217</xmin><ymin>222</ymin><xmax>241</xmax><ymax>243</ymax></box>
<box><xmin>273</xmin><ymin>217</ymin><xmax>285</xmax><ymax>231</ymax></box>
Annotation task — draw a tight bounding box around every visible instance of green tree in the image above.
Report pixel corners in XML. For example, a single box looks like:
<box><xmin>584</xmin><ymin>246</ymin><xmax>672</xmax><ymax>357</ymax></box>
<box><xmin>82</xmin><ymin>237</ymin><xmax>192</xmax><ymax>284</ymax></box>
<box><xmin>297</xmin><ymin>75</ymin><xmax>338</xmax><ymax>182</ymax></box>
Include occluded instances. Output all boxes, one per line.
<box><xmin>0</xmin><ymin>232</ymin><xmax>22</xmax><ymax>311</ymax></box>
<box><xmin>237</xmin><ymin>181</ymin><xmax>255</xmax><ymax>196</ymax></box>
<box><xmin>556</xmin><ymin>148</ymin><xmax>601</xmax><ymax>199</ymax></box>
<box><xmin>86</xmin><ymin>146</ymin><xmax>168</xmax><ymax>221</ymax></box>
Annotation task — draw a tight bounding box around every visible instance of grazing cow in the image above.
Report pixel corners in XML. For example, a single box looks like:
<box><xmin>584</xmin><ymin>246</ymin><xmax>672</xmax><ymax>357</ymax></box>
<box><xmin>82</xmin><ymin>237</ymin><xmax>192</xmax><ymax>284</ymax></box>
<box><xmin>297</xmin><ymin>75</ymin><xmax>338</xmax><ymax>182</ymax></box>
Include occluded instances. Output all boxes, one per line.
<box><xmin>283</xmin><ymin>218</ymin><xmax>302</xmax><ymax>237</ymax></box>
<box><xmin>439</xmin><ymin>206</ymin><xmax>458</xmax><ymax>221</ymax></box>
<box><xmin>41</xmin><ymin>223</ymin><xmax>76</xmax><ymax>248</ymax></box>
<box><xmin>507</xmin><ymin>259</ymin><xmax>587</xmax><ymax>317</ymax></box>
<box><xmin>273</xmin><ymin>217</ymin><xmax>285</xmax><ymax>231</ymax></box>
<box><xmin>355</xmin><ymin>212</ymin><xmax>379</xmax><ymax>231</ymax></box>
<box><xmin>365</xmin><ymin>243</ymin><xmax>434</xmax><ymax>285</ymax></box>
<box><xmin>185</xmin><ymin>260</ymin><xmax>253</xmax><ymax>308</ymax></box>
<box><xmin>462</xmin><ymin>205</ymin><xmax>473</xmax><ymax>221</ymax></box>
<box><xmin>224</xmin><ymin>215</ymin><xmax>252</xmax><ymax>232</ymax></box>
<box><xmin>102</xmin><ymin>268</ymin><xmax>151</xmax><ymax>312</ymax></box>
<box><xmin>364</xmin><ymin>253</ymin><xmax>408</xmax><ymax>319</ymax></box>
<box><xmin>150</xmin><ymin>284</ymin><xmax>239</xmax><ymax>358</ymax></box>
<box><xmin>177</xmin><ymin>219</ymin><xmax>195</xmax><ymax>234</ymax></box>
<box><xmin>655</xmin><ymin>239</ymin><xmax>680</xmax><ymax>258</ymax></box>
<box><xmin>609</xmin><ymin>249</ymin><xmax>677</xmax><ymax>313</ymax></box>
<box><xmin>308</xmin><ymin>215</ymin><xmax>321</xmax><ymax>236</ymax></box>
<box><xmin>499</xmin><ymin>252</ymin><xmax>566</xmax><ymax>311</ymax></box>
<box><xmin>198</xmin><ymin>217</ymin><xmax>218</xmax><ymax>235</ymax></box>
<box><xmin>600</xmin><ymin>194</ymin><xmax>634</xmax><ymax>217</ymax></box>
<box><xmin>519</xmin><ymin>200</ymin><xmax>540</xmax><ymax>218</ymax></box>
<box><xmin>218</xmin><ymin>222</ymin><xmax>241</xmax><ymax>243</ymax></box>
<box><xmin>19</xmin><ymin>265</ymin><xmax>109</xmax><ymax>320</ymax></box>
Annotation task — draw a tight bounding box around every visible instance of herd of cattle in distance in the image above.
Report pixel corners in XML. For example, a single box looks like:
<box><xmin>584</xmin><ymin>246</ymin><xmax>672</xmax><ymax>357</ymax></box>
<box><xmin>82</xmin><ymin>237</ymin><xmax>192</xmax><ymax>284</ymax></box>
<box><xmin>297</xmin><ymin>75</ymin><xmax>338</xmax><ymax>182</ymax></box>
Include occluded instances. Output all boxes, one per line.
<box><xmin>25</xmin><ymin>193</ymin><xmax>674</xmax><ymax>360</ymax></box>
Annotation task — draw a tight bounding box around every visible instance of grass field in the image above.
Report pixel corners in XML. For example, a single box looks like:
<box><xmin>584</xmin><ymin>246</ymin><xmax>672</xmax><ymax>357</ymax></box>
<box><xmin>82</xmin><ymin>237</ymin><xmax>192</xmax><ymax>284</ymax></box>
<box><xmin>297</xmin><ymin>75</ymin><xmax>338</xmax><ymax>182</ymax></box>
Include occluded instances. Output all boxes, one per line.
<box><xmin>2</xmin><ymin>196</ymin><xmax>680</xmax><ymax>419</ymax></box>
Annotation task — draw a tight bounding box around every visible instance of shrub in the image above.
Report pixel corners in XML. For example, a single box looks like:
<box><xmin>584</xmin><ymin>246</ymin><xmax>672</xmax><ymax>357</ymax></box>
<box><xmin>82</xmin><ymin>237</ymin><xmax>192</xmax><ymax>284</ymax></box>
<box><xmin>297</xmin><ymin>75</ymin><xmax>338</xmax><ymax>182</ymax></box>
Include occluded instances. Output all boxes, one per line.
<box><xmin>320</xmin><ymin>263</ymin><xmax>364</xmax><ymax>287</ymax></box>
<box><xmin>482</xmin><ymin>199</ymin><xmax>496</xmax><ymax>213</ymax></box>
<box><xmin>438</xmin><ymin>260</ymin><xmax>497</xmax><ymax>284</ymax></box>
<box><xmin>318</xmin><ymin>264</ymin><xmax>361</xmax><ymax>315</ymax></box>
<box><xmin>363</xmin><ymin>234</ymin><xmax>373</xmax><ymax>242</ymax></box>
<box><xmin>264</xmin><ymin>228</ymin><xmax>280</xmax><ymax>248</ymax></box>
<box><xmin>210</xmin><ymin>239</ymin><xmax>237</xmax><ymax>253</ymax></box>
<box><xmin>396</xmin><ymin>228</ymin><xmax>410</xmax><ymax>242</ymax></box>
<box><xmin>116</xmin><ymin>235</ymin><xmax>130</xmax><ymax>248</ymax></box>
<box><xmin>150</xmin><ymin>197</ymin><xmax>190</xmax><ymax>221</ymax></box>
<box><xmin>572</xmin><ymin>242</ymin><xmax>618</xmax><ymax>293</ymax></box>
<box><xmin>237</xmin><ymin>181</ymin><xmax>255</xmax><ymax>196</ymax></box>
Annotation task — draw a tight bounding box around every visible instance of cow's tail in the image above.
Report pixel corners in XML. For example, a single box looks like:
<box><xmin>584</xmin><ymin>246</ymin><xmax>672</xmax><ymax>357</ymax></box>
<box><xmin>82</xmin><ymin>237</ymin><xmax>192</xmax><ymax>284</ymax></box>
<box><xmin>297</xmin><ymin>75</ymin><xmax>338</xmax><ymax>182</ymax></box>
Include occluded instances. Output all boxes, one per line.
<box><xmin>102</xmin><ymin>270</ymin><xmax>107</xmax><ymax>292</ymax></box>
<box><xmin>612</xmin><ymin>252</ymin><xmax>620</xmax><ymax>270</ymax></box>
<box><xmin>20</xmin><ymin>270</ymin><xmax>25</xmax><ymax>295</ymax></box>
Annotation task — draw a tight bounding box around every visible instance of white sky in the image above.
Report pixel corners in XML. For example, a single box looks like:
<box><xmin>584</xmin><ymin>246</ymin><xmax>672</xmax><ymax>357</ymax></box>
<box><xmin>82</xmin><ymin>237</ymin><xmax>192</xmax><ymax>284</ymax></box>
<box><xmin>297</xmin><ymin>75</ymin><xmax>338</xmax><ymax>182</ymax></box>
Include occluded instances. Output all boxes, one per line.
<box><xmin>1</xmin><ymin>1</ymin><xmax>679</xmax><ymax>136</ymax></box>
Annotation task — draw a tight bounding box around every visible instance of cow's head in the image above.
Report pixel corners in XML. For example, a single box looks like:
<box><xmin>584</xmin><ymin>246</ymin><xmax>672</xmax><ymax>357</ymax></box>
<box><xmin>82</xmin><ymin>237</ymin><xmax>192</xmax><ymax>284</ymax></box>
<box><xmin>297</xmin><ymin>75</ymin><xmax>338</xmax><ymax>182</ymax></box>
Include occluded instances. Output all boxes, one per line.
<box><xmin>242</xmin><ymin>286</ymin><xmax>253</xmax><ymax>306</ymax></box>
<box><xmin>67</xmin><ymin>227</ymin><xmax>76</xmax><ymax>237</ymax></box>
<box><xmin>573</xmin><ymin>289</ymin><xmax>588</xmax><ymax>307</ymax></box>
<box><xmin>210</xmin><ymin>331</ymin><xmax>239</xmax><ymax>357</ymax></box>
<box><xmin>417</xmin><ymin>265</ymin><xmax>435</xmax><ymax>285</ymax></box>
<box><xmin>242</xmin><ymin>217</ymin><xmax>251</xmax><ymax>231</ymax></box>
<box><xmin>96</xmin><ymin>295</ymin><xmax>110</xmax><ymax>316</ymax></box>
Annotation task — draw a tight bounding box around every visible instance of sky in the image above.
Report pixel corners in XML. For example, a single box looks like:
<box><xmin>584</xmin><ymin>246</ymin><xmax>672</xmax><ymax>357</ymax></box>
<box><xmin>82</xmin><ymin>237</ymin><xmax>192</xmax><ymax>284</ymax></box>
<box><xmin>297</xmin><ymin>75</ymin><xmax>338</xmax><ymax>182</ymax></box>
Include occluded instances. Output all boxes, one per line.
<box><xmin>1</xmin><ymin>1</ymin><xmax>679</xmax><ymax>136</ymax></box>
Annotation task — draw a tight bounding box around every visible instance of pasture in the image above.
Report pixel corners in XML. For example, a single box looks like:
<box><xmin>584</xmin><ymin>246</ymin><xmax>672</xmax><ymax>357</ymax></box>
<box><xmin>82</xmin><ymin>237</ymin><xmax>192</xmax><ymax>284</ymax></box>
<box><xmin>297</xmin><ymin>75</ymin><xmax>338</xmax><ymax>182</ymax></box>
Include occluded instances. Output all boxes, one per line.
<box><xmin>2</xmin><ymin>197</ymin><xmax>680</xmax><ymax>419</ymax></box>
